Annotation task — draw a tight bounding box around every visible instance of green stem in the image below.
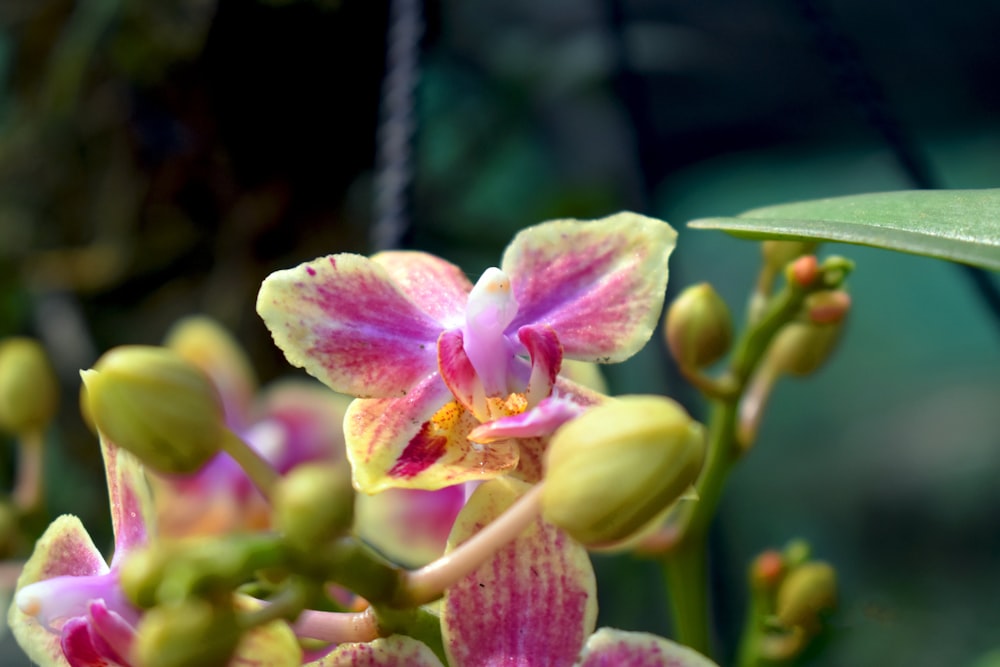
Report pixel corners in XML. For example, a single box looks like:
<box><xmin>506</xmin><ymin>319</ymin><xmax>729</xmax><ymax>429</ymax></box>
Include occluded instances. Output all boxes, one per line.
<box><xmin>219</xmin><ymin>428</ymin><xmax>280</xmax><ymax>503</ymax></box>
<box><xmin>660</xmin><ymin>272</ymin><xmax>832</xmax><ymax>656</ymax></box>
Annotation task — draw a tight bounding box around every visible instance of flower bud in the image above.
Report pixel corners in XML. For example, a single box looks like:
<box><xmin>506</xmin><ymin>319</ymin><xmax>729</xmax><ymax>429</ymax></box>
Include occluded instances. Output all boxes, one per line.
<box><xmin>0</xmin><ymin>338</ymin><xmax>58</xmax><ymax>435</ymax></box>
<box><xmin>665</xmin><ymin>283</ymin><xmax>733</xmax><ymax>369</ymax></box>
<box><xmin>131</xmin><ymin>599</ymin><xmax>241</xmax><ymax>667</ymax></box>
<box><xmin>273</xmin><ymin>462</ymin><xmax>354</xmax><ymax>550</ymax></box>
<box><xmin>750</xmin><ymin>549</ymin><xmax>784</xmax><ymax>592</ymax></box>
<box><xmin>765</xmin><ymin>321</ymin><xmax>842</xmax><ymax>377</ymax></box>
<box><xmin>762</xmin><ymin>240</ymin><xmax>816</xmax><ymax>272</ymax></box>
<box><xmin>80</xmin><ymin>346</ymin><xmax>224</xmax><ymax>474</ymax></box>
<box><xmin>775</xmin><ymin>561</ymin><xmax>837</xmax><ymax>629</ymax></box>
<box><xmin>120</xmin><ymin>542</ymin><xmax>182</xmax><ymax>608</ymax></box>
<box><xmin>542</xmin><ymin>395</ymin><xmax>705</xmax><ymax>547</ymax></box>
<box><xmin>804</xmin><ymin>290</ymin><xmax>851</xmax><ymax>325</ymax></box>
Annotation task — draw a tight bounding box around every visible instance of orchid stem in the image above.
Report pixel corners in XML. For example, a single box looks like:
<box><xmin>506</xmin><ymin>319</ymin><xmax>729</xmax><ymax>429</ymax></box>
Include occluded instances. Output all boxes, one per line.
<box><xmin>13</xmin><ymin>429</ymin><xmax>45</xmax><ymax>514</ymax></box>
<box><xmin>220</xmin><ymin>428</ymin><xmax>280</xmax><ymax>503</ymax></box>
<box><xmin>293</xmin><ymin>607</ymin><xmax>380</xmax><ymax>643</ymax></box>
<box><xmin>398</xmin><ymin>482</ymin><xmax>544</xmax><ymax>607</ymax></box>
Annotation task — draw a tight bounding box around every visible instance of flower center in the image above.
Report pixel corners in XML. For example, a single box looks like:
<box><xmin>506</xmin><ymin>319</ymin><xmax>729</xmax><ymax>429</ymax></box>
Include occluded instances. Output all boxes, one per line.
<box><xmin>463</xmin><ymin>267</ymin><xmax>519</xmax><ymax>398</ymax></box>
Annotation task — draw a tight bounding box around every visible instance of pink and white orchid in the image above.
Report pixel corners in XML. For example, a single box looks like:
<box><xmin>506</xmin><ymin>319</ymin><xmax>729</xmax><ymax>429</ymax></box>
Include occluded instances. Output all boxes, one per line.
<box><xmin>257</xmin><ymin>213</ymin><xmax>676</xmax><ymax>492</ymax></box>
<box><xmin>9</xmin><ymin>436</ymin><xmax>149</xmax><ymax>666</ymax></box>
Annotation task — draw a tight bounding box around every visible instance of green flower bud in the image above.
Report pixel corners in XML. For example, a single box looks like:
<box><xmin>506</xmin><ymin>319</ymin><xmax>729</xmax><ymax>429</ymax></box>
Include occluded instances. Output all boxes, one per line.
<box><xmin>765</xmin><ymin>321</ymin><xmax>842</xmax><ymax>377</ymax></box>
<box><xmin>542</xmin><ymin>395</ymin><xmax>705</xmax><ymax>547</ymax></box>
<box><xmin>131</xmin><ymin>599</ymin><xmax>242</xmax><ymax>667</ymax></box>
<box><xmin>273</xmin><ymin>463</ymin><xmax>354</xmax><ymax>550</ymax></box>
<box><xmin>80</xmin><ymin>346</ymin><xmax>224</xmax><ymax>474</ymax></box>
<box><xmin>0</xmin><ymin>338</ymin><xmax>58</xmax><ymax>435</ymax></box>
<box><xmin>665</xmin><ymin>283</ymin><xmax>733</xmax><ymax>369</ymax></box>
<box><xmin>775</xmin><ymin>561</ymin><xmax>837</xmax><ymax>629</ymax></box>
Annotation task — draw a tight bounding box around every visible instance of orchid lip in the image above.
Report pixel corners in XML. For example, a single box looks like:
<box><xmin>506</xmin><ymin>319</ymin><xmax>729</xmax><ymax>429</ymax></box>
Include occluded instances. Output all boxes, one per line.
<box><xmin>16</xmin><ymin>572</ymin><xmax>137</xmax><ymax>630</ymax></box>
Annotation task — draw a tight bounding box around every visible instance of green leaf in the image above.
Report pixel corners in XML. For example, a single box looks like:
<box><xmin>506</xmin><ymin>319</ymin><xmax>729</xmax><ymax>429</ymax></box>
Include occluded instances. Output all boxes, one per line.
<box><xmin>687</xmin><ymin>189</ymin><xmax>1000</xmax><ymax>271</ymax></box>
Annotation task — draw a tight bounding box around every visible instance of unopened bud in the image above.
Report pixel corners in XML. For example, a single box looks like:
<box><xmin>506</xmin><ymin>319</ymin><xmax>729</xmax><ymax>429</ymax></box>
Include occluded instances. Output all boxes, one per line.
<box><xmin>750</xmin><ymin>549</ymin><xmax>785</xmax><ymax>592</ymax></box>
<box><xmin>775</xmin><ymin>561</ymin><xmax>836</xmax><ymax>629</ymax></box>
<box><xmin>787</xmin><ymin>255</ymin><xmax>819</xmax><ymax>287</ymax></box>
<box><xmin>762</xmin><ymin>241</ymin><xmax>816</xmax><ymax>272</ymax></box>
<box><xmin>766</xmin><ymin>322</ymin><xmax>842</xmax><ymax>377</ymax></box>
<box><xmin>805</xmin><ymin>291</ymin><xmax>851</xmax><ymax>325</ymax></box>
<box><xmin>0</xmin><ymin>338</ymin><xmax>58</xmax><ymax>434</ymax></box>
<box><xmin>542</xmin><ymin>395</ymin><xmax>705</xmax><ymax>547</ymax></box>
<box><xmin>80</xmin><ymin>346</ymin><xmax>224</xmax><ymax>474</ymax></box>
<box><xmin>131</xmin><ymin>599</ymin><xmax>241</xmax><ymax>667</ymax></box>
<box><xmin>273</xmin><ymin>463</ymin><xmax>354</xmax><ymax>550</ymax></box>
<box><xmin>665</xmin><ymin>283</ymin><xmax>733</xmax><ymax>369</ymax></box>
<box><xmin>120</xmin><ymin>542</ymin><xmax>183</xmax><ymax>608</ymax></box>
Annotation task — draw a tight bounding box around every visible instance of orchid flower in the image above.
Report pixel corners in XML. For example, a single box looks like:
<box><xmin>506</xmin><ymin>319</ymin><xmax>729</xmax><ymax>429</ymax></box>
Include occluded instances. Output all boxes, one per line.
<box><xmin>307</xmin><ymin>478</ymin><xmax>718</xmax><ymax>667</ymax></box>
<box><xmin>257</xmin><ymin>213</ymin><xmax>676</xmax><ymax>493</ymax></box>
<box><xmin>9</xmin><ymin>436</ymin><xmax>150</xmax><ymax>666</ymax></box>
<box><xmin>154</xmin><ymin>316</ymin><xmax>351</xmax><ymax>536</ymax></box>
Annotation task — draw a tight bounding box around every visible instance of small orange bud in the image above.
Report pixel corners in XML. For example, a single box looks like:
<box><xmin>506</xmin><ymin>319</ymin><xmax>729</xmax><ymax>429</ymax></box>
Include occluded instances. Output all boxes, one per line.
<box><xmin>788</xmin><ymin>255</ymin><xmax>819</xmax><ymax>287</ymax></box>
<box><xmin>751</xmin><ymin>550</ymin><xmax>785</xmax><ymax>591</ymax></box>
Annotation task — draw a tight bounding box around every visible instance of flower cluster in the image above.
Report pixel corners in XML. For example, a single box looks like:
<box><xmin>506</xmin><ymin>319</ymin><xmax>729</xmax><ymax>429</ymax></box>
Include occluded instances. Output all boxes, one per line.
<box><xmin>7</xmin><ymin>212</ymin><xmax>721</xmax><ymax>667</ymax></box>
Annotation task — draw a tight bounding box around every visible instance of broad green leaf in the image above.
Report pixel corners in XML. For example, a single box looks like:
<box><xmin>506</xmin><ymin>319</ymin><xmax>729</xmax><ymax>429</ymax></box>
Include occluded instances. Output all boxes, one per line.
<box><xmin>687</xmin><ymin>189</ymin><xmax>1000</xmax><ymax>271</ymax></box>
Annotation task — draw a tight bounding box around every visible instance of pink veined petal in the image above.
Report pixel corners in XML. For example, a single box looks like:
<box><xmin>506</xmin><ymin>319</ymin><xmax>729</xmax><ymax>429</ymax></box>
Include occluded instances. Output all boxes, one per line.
<box><xmin>306</xmin><ymin>635</ymin><xmax>445</xmax><ymax>667</ymax></box>
<box><xmin>354</xmin><ymin>485</ymin><xmax>466</xmax><ymax>567</ymax></box>
<box><xmin>577</xmin><ymin>628</ymin><xmax>719</xmax><ymax>667</ymax></box>
<box><xmin>257</xmin><ymin>254</ymin><xmax>443</xmax><ymax>398</ymax></box>
<box><xmin>100</xmin><ymin>437</ymin><xmax>153</xmax><ymax>563</ymax></box>
<box><xmin>255</xmin><ymin>379</ymin><xmax>351</xmax><ymax>471</ymax></box>
<box><xmin>441</xmin><ymin>478</ymin><xmax>597</xmax><ymax>667</ymax></box>
<box><xmin>9</xmin><ymin>516</ymin><xmax>107</xmax><ymax>667</ymax></box>
<box><xmin>501</xmin><ymin>213</ymin><xmax>676</xmax><ymax>363</ymax></box>
<box><xmin>517</xmin><ymin>324</ymin><xmax>563</xmax><ymax>407</ymax></box>
<box><xmin>345</xmin><ymin>376</ymin><xmax>519</xmax><ymax>493</ymax></box>
<box><xmin>437</xmin><ymin>330</ymin><xmax>479</xmax><ymax>416</ymax></box>
<box><xmin>372</xmin><ymin>251</ymin><xmax>472</xmax><ymax>328</ymax></box>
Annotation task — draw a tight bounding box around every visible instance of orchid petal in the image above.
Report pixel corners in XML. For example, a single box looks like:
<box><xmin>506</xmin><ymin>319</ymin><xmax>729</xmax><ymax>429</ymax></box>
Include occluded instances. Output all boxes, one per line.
<box><xmin>257</xmin><ymin>254</ymin><xmax>442</xmax><ymax>398</ymax></box>
<box><xmin>467</xmin><ymin>396</ymin><xmax>584</xmax><ymax>445</ymax></box>
<box><xmin>518</xmin><ymin>325</ymin><xmax>562</xmax><ymax>407</ymax></box>
<box><xmin>441</xmin><ymin>478</ymin><xmax>597</xmax><ymax>667</ymax></box>
<box><xmin>84</xmin><ymin>600</ymin><xmax>135</xmax><ymax>664</ymax></box>
<box><xmin>346</xmin><ymin>376</ymin><xmax>519</xmax><ymax>492</ymax></box>
<box><xmin>165</xmin><ymin>316</ymin><xmax>258</xmax><ymax>430</ymax></box>
<box><xmin>372</xmin><ymin>251</ymin><xmax>472</xmax><ymax>327</ymax></box>
<box><xmin>100</xmin><ymin>436</ymin><xmax>153</xmax><ymax>563</ymax></box>
<box><xmin>307</xmin><ymin>635</ymin><xmax>445</xmax><ymax>666</ymax></box>
<box><xmin>255</xmin><ymin>379</ymin><xmax>352</xmax><ymax>471</ymax></box>
<box><xmin>354</xmin><ymin>485</ymin><xmax>466</xmax><ymax>567</ymax></box>
<box><xmin>578</xmin><ymin>628</ymin><xmax>719</xmax><ymax>666</ymax></box>
<box><xmin>61</xmin><ymin>617</ymin><xmax>117</xmax><ymax>667</ymax></box>
<box><xmin>437</xmin><ymin>329</ymin><xmax>480</xmax><ymax>416</ymax></box>
<box><xmin>9</xmin><ymin>516</ymin><xmax>106</xmax><ymax>667</ymax></box>
<box><xmin>502</xmin><ymin>213</ymin><xmax>676</xmax><ymax>362</ymax></box>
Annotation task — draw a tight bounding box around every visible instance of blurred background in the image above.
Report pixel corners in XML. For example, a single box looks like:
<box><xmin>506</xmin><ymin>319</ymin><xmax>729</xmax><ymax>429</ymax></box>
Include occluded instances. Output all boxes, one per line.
<box><xmin>1</xmin><ymin>0</ymin><xmax>999</xmax><ymax>664</ymax></box>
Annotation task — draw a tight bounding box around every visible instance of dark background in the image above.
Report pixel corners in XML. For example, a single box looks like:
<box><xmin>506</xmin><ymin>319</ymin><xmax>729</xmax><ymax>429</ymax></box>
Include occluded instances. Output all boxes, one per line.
<box><xmin>1</xmin><ymin>0</ymin><xmax>999</xmax><ymax>664</ymax></box>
